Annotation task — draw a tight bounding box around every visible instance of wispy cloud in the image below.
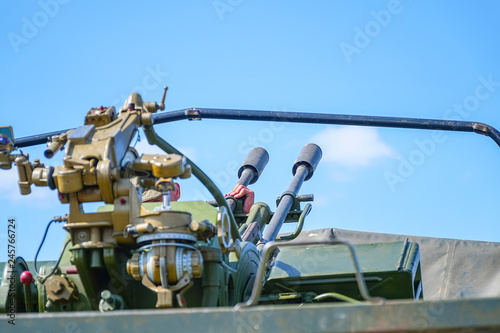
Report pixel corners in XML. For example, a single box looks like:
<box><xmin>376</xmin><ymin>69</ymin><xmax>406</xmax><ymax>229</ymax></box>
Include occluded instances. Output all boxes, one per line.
<box><xmin>310</xmin><ymin>126</ymin><xmax>395</xmax><ymax>168</ymax></box>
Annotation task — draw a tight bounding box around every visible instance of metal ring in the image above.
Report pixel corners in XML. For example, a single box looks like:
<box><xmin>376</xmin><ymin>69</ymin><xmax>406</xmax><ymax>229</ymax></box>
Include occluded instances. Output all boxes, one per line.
<box><xmin>137</xmin><ymin>232</ymin><xmax>197</xmax><ymax>243</ymax></box>
<box><xmin>217</xmin><ymin>206</ymin><xmax>231</xmax><ymax>251</ymax></box>
<box><xmin>138</xmin><ymin>242</ymin><xmax>197</xmax><ymax>252</ymax></box>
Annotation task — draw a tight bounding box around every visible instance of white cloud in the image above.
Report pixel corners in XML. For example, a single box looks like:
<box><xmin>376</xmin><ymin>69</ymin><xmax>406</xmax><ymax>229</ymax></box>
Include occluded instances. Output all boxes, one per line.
<box><xmin>310</xmin><ymin>126</ymin><xmax>395</xmax><ymax>168</ymax></box>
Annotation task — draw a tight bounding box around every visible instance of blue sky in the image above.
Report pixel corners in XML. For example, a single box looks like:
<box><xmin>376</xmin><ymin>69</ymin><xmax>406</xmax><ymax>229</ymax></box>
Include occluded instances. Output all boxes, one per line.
<box><xmin>1</xmin><ymin>1</ymin><xmax>500</xmax><ymax>261</ymax></box>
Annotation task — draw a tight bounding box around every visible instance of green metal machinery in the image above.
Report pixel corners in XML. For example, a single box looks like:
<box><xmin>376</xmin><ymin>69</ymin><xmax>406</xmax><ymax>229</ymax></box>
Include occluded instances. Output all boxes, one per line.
<box><xmin>1</xmin><ymin>88</ymin><xmax>499</xmax><ymax>332</ymax></box>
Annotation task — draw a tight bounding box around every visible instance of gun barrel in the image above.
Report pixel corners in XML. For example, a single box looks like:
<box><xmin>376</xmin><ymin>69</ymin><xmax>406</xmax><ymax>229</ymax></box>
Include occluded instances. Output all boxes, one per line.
<box><xmin>44</xmin><ymin>141</ymin><xmax>63</xmax><ymax>159</ymax></box>
<box><xmin>237</xmin><ymin>168</ymin><xmax>255</xmax><ymax>188</ymax></box>
<box><xmin>237</xmin><ymin>147</ymin><xmax>269</xmax><ymax>186</ymax></box>
<box><xmin>44</xmin><ymin>134</ymin><xmax>69</xmax><ymax>159</ymax></box>
<box><xmin>257</xmin><ymin>143</ymin><xmax>322</xmax><ymax>251</ymax></box>
<box><xmin>292</xmin><ymin>143</ymin><xmax>322</xmax><ymax>181</ymax></box>
<box><xmin>227</xmin><ymin>147</ymin><xmax>269</xmax><ymax>211</ymax></box>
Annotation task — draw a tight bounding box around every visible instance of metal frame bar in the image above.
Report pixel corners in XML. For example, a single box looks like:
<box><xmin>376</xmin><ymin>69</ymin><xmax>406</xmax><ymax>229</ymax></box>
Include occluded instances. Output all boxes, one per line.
<box><xmin>14</xmin><ymin>108</ymin><xmax>500</xmax><ymax>148</ymax></box>
<box><xmin>234</xmin><ymin>238</ymin><xmax>384</xmax><ymax>309</ymax></box>
<box><xmin>15</xmin><ymin>297</ymin><xmax>500</xmax><ymax>332</ymax></box>
<box><xmin>276</xmin><ymin>203</ymin><xmax>311</xmax><ymax>241</ymax></box>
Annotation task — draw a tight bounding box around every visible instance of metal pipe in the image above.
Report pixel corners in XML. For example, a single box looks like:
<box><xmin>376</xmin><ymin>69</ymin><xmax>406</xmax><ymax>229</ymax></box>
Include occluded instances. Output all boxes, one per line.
<box><xmin>154</xmin><ymin>108</ymin><xmax>500</xmax><ymax>147</ymax></box>
<box><xmin>142</xmin><ymin>125</ymin><xmax>241</xmax><ymax>241</ymax></box>
<box><xmin>226</xmin><ymin>168</ymin><xmax>253</xmax><ymax>211</ymax></box>
<box><xmin>257</xmin><ymin>144</ymin><xmax>321</xmax><ymax>252</ymax></box>
<box><xmin>201</xmin><ymin>262</ymin><xmax>221</xmax><ymax>307</ymax></box>
<box><xmin>276</xmin><ymin>203</ymin><xmax>311</xmax><ymax>241</ymax></box>
<box><xmin>16</xmin><ymin>128</ymin><xmax>72</xmax><ymax>148</ymax></box>
<box><xmin>237</xmin><ymin>168</ymin><xmax>254</xmax><ymax>186</ymax></box>
<box><xmin>23</xmin><ymin>284</ymin><xmax>33</xmax><ymax>312</ymax></box>
<box><xmin>257</xmin><ymin>165</ymin><xmax>308</xmax><ymax>251</ymax></box>
<box><xmin>235</xmin><ymin>238</ymin><xmax>384</xmax><ymax>309</ymax></box>
<box><xmin>15</xmin><ymin>109</ymin><xmax>500</xmax><ymax>148</ymax></box>
<box><xmin>227</xmin><ymin>147</ymin><xmax>269</xmax><ymax>211</ymax></box>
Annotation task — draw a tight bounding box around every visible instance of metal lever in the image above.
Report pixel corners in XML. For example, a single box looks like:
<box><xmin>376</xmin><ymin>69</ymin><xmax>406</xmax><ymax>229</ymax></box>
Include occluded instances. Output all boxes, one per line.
<box><xmin>158</xmin><ymin>86</ymin><xmax>168</xmax><ymax>111</ymax></box>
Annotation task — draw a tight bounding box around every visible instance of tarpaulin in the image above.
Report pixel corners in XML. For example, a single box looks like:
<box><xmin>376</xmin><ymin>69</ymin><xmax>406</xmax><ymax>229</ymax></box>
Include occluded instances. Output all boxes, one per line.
<box><xmin>296</xmin><ymin>228</ymin><xmax>500</xmax><ymax>300</ymax></box>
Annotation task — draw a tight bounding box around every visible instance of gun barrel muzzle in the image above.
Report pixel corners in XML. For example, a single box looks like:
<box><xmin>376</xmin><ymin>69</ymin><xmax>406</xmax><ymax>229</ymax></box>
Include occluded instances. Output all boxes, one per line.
<box><xmin>292</xmin><ymin>143</ymin><xmax>322</xmax><ymax>181</ymax></box>
<box><xmin>237</xmin><ymin>147</ymin><xmax>269</xmax><ymax>186</ymax></box>
<box><xmin>44</xmin><ymin>134</ymin><xmax>68</xmax><ymax>159</ymax></box>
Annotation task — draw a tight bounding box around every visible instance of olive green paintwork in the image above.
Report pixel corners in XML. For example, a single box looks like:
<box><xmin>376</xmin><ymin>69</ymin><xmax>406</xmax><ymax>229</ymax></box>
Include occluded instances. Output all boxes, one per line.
<box><xmin>98</xmin><ymin>201</ymin><xmax>219</xmax><ymax>226</ymax></box>
<box><xmin>12</xmin><ymin>297</ymin><xmax>500</xmax><ymax>332</ymax></box>
<box><xmin>3</xmin><ymin>91</ymin><xmax>499</xmax><ymax>332</ymax></box>
<box><xmin>262</xmin><ymin>241</ymin><xmax>422</xmax><ymax>302</ymax></box>
<box><xmin>143</xmin><ymin>125</ymin><xmax>242</xmax><ymax>243</ymax></box>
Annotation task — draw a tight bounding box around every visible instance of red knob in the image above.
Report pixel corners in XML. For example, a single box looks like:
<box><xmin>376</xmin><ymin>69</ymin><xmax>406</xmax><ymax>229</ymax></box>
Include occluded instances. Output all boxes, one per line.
<box><xmin>20</xmin><ymin>271</ymin><xmax>33</xmax><ymax>285</ymax></box>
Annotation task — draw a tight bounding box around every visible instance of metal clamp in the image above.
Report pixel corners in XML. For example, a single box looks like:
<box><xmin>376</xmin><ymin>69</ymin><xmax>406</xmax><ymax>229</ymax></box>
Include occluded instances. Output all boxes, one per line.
<box><xmin>185</xmin><ymin>108</ymin><xmax>201</xmax><ymax>121</ymax></box>
<box><xmin>275</xmin><ymin>203</ymin><xmax>311</xmax><ymax>241</ymax></box>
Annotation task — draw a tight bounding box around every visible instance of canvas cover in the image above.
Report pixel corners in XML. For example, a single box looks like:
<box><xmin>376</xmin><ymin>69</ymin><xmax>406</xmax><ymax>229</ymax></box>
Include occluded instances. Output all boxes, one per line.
<box><xmin>295</xmin><ymin>228</ymin><xmax>500</xmax><ymax>300</ymax></box>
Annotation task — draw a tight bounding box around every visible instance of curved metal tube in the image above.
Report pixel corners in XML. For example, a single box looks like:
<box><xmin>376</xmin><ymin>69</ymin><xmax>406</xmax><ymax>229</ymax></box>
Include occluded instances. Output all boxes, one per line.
<box><xmin>152</xmin><ymin>108</ymin><xmax>500</xmax><ymax>148</ymax></box>
<box><xmin>234</xmin><ymin>238</ymin><xmax>385</xmax><ymax>309</ymax></box>
<box><xmin>142</xmin><ymin>125</ymin><xmax>241</xmax><ymax>242</ymax></box>
<box><xmin>15</xmin><ymin>109</ymin><xmax>500</xmax><ymax>148</ymax></box>
<box><xmin>276</xmin><ymin>203</ymin><xmax>311</xmax><ymax>241</ymax></box>
<box><xmin>313</xmin><ymin>292</ymin><xmax>363</xmax><ymax>304</ymax></box>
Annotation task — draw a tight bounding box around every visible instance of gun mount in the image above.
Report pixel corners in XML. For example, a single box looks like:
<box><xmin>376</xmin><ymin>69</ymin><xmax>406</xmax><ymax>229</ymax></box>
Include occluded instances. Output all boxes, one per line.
<box><xmin>1</xmin><ymin>88</ymin><xmax>500</xmax><ymax>332</ymax></box>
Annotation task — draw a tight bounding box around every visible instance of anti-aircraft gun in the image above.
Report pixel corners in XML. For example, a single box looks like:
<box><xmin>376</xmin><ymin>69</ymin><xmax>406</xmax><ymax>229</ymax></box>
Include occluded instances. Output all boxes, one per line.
<box><xmin>0</xmin><ymin>88</ymin><xmax>326</xmax><ymax>312</ymax></box>
<box><xmin>2</xmin><ymin>89</ymin><xmax>500</xmax><ymax>332</ymax></box>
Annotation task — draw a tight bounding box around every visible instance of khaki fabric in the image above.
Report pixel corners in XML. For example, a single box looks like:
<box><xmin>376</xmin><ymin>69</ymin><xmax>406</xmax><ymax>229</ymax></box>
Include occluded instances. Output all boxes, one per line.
<box><xmin>296</xmin><ymin>228</ymin><xmax>500</xmax><ymax>300</ymax></box>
